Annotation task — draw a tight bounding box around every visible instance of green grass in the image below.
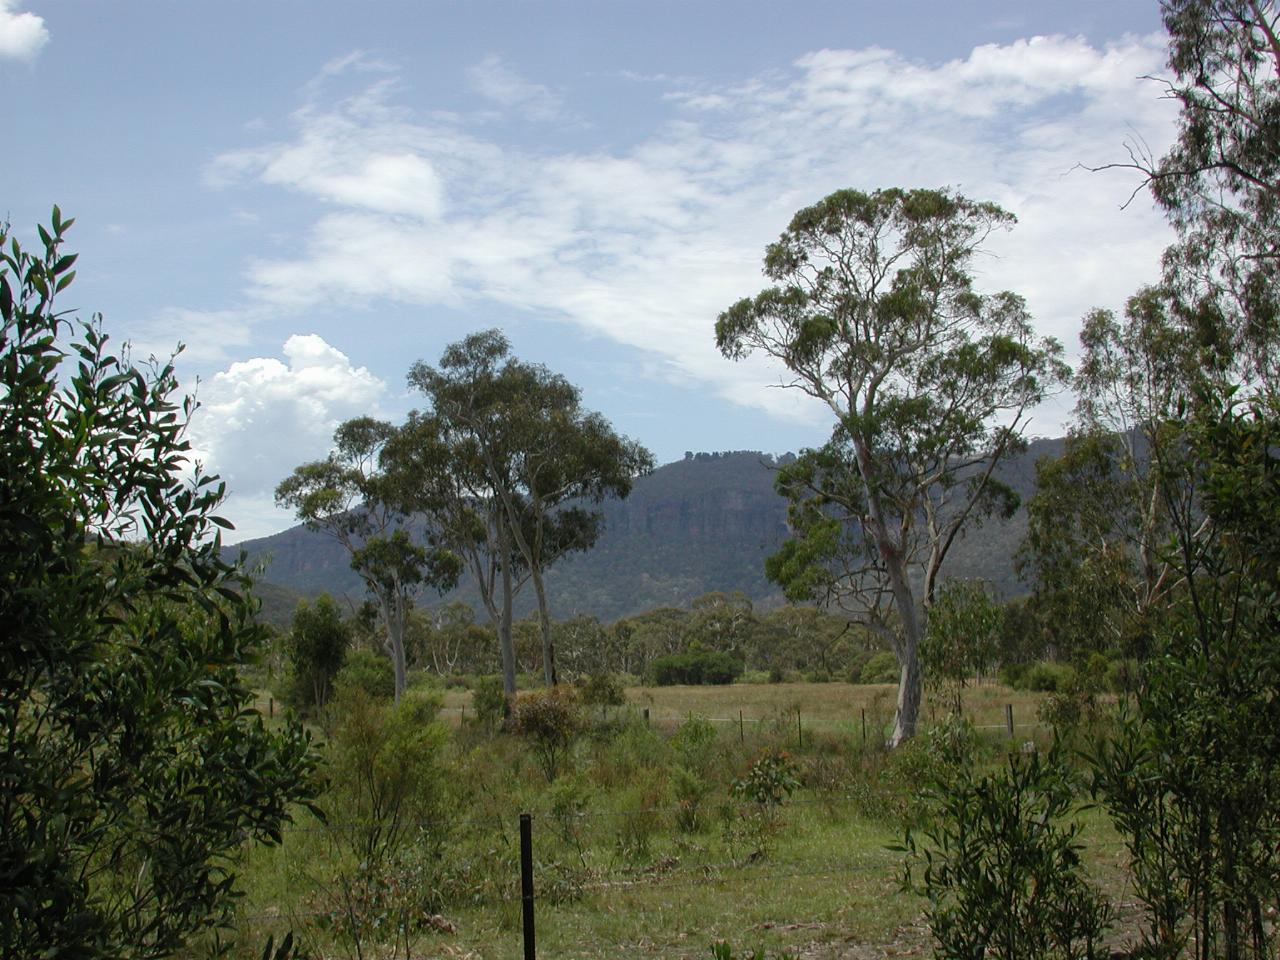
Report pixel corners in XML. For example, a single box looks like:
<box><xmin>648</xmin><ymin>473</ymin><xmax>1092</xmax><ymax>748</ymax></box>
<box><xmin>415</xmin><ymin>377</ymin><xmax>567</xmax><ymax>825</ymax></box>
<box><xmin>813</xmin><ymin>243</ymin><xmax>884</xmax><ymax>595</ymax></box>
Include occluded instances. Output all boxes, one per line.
<box><xmin>230</xmin><ymin>680</ymin><xmax>1128</xmax><ymax>960</ymax></box>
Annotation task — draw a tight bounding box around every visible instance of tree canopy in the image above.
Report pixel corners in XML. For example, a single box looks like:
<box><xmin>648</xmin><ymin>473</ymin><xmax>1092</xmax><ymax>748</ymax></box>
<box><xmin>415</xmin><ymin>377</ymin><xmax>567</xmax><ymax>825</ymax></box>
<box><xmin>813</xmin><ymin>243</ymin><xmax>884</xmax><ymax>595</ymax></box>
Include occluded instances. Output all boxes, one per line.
<box><xmin>717</xmin><ymin>187</ymin><xmax>1068</xmax><ymax>745</ymax></box>
<box><xmin>1</xmin><ymin>210</ymin><xmax>318</xmax><ymax>959</ymax></box>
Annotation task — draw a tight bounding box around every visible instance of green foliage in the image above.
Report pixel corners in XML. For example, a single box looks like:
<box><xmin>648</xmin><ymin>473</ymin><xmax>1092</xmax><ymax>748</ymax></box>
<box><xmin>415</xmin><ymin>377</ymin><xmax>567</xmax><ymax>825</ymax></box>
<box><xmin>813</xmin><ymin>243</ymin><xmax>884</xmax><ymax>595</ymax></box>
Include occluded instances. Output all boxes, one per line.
<box><xmin>578</xmin><ymin>671</ymin><xmax>626</xmax><ymax>707</ymax></box>
<box><xmin>1089</xmin><ymin>389</ymin><xmax>1280</xmax><ymax>960</ymax></box>
<box><xmin>900</xmin><ymin>744</ymin><xmax>1112</xmax><ymax>960</ymax></box>
<box><xmin>731</xmin><ymin>750</ymin><xmax>800</xmax><ymax>808</ymax></box>
<box><xmin>709</xmin><ymin>942</ymin><xmax>799</xmax><ymax>960</ymax></box>
<box><xmin>858</xmin><ymin>651</ymin><xmax>900</xmax><ymax>684</ymax></box>
<box><xmin>1021</xmin><ymin>661</ymin><xmax>1077</xmax><ymax>693</ymax></box>
<box><xmin>650</xmin><ymin>649</ymin><xmax>744</xmax><ymax>685</ymax></box>
<box><xmin>511</xmin><ymin>685</ymin><xmax>585</xmax><ymax>781</ymax></box>
<box><xmin>286</xmin><ymin>593</ymin><xmax>351</xmax><ymax>711</ymax></box>
<box><xmin>0</xmin><ymin>211</ymin><xmax>319</xmax><ymax>959</ymax></box>
<box><xmin>333</xmin><ymin>647</ymin><xmax>396</xmax><ymax>701</ymax></box>
<box><xmin>326</xmin><ymin>688</ymin><xmax>452</xmax><ymax>869</ymax></box>
<box><xmin>922</xmin><ymin>579</ymin><xmax>1003</xmax><ymax>705</ymax></box>
<box><xmin>718</xmin><ymin>185</ymin><xmax>1068</xmax><ymax>745</ymax></box>
<box><xmin>469</xmin><ymin>674</ymin><xmax>508</xmax><ymax>728</ymax></box>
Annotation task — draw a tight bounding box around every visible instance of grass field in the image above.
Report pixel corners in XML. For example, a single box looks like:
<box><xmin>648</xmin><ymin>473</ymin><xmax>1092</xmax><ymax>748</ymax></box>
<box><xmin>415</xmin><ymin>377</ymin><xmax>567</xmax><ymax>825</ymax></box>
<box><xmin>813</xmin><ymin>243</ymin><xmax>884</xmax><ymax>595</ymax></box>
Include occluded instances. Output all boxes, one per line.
<box><xmin>233</xmin><ymin>680</ymin><xmax>1128</xmax><ymax>960</ymax></box>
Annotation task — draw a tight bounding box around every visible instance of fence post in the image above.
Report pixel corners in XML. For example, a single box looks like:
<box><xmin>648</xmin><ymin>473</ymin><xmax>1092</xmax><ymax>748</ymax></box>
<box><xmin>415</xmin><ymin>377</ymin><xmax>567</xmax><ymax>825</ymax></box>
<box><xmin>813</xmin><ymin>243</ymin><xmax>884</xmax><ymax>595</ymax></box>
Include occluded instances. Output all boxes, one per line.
<box><xmin>520</xmin><ymin>813</ymin><xmax>536</xmax><ymax>960</ymax></box>
<box><xmin>643</xmin><ymin>707</ymin><xmax>650</xmax><ymax>726</ymax></box>
<box><xmin>739</xmin><ymin>709</ymin><xmax>744</xmax><ymax>744</ymax></box>
<box><xmin>1005</xmin><ymin>703</ymin><xmax>1014</xmax><ymax>738</ymax></box>
<box><xmin>796</xmin><ymin>708</ymin><xmax>802</xmax><ymax>748</ymax></box>
<box><xmin>861</xmin><ymin>708</ymin><xmax>866</xmax><ymax>749</ymax></box>
<box><xmin>268</xmin><ymin>697</ymin><xmax>273</xmax><ymax>719</ymax></box>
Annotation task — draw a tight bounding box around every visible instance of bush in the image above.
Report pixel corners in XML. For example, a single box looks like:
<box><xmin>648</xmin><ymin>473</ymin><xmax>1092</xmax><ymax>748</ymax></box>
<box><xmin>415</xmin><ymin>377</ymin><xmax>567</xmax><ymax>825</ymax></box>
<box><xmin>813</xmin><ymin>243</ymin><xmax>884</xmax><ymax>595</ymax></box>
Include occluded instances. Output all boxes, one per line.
<box><xmin>649</xmin><ymin>649</ymin><xmax>744</xmax><ymax>685</ymax></box>
<box><xmin>334</xmin><ymin>647</ymin><xmax>396</xmax><ymax>700</ymax></box>
<box><xmin>0</xmin><ymin>211</ymin><xmax>319</xmax><ymax>959</ymax></box>
<box><xmin>511</xmin><ymin>686</ymin><xmax>585</xmax><ymax>781</ymax></box>
<box><xmin>998</xmin><ymin>661</ymin><xmax>1030</xmax><ymax>689</ymax></box>
<box><xmin>859</xmin><ymin>651</ymin><xmax>900</xmax><ymax>684</ymax></box>
<box><xmin>1022</xmin><ymin>661</ymin><xmax>1076</xmax><ymax>693</ymax></box>
<box><xmin>579</xmin><ymin>671</ymin><xmax>626</xmax><ymax>707</ymax></box>
<box><xmin>470</xmin><ymin>674</ymin><xmax>507</xmax><ymax>728</ymax></box>
<box><xmin>1105</xmin><ymin>657</ymin><xmax>1139</xmax><ymax>694</ymax></box>
<box><xmin>900</xmin><ymin>744</ymin><xmax>1113</xmax><ymax>959</ymax></box>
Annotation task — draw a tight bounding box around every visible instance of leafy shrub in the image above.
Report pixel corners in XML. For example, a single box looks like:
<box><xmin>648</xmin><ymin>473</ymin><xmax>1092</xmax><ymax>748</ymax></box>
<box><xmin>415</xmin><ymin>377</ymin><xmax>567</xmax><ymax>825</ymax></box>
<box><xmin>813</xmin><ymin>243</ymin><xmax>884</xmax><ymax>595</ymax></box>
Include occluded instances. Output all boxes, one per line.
<box><xmin>859</xmin><ymin>651</ymin><xmax>900</xmax><ymax>684</ymax></box>
<box><xmin>0</xmin><ymin>211</ymin><xmax>319</xmax><ymax>960</ymax></box>
<box><xmin>333</xmin><ymin>647</ymin><xmax>396</xmax><ymax>700</ymax></box>
<box><xmin>614</xmin><ymin>782</ymin><xmax>666</xmax><ymax>864</ymax></box>
<box><xmin>999</xmin><ymin>661</ymin><xmax>1030</xmax><ymax>689</ymax></box>
<box><xmin>845</xmin><ymin>648</ymin><xmax>875</xmax><ymax>683</ymax></box>
<box><xmin>723</xmin><ymin>751</ymin><xmax>799</xmax><ymax>863</ymax></box>
<box><xmin>327</xmin><ymin>688</ymin><xmax>452</xmax><ymax>869</ymax></box>
<box><xmin>650</xmin><ymin>649</ymin><xmax>744</xmax><ymax>685</ymax></box>
<box><xmin>1022</xmin><ymin>661</ymin><xmax>1076</xmax><ymax>693</ymax></box>
<box><xmin>511</xmin><ymin>685</ymin><xmax>585</xmax><ymax>781</ymax></box>
<box><xmin>1105</xmin><ymin>657</ymin><xmax>1139</xmax><ymax>694</ymax></box>
<box><xmin>1038</xmin><ymin>688</ymin><xmax>1097</xmax><ymax>736</ymax></box>
<box><xmin>579</xmin><ymin>671</ymin><xmax>627</xmax><ymax>707</ymax></box>
<box><xmin>673</xmin><ymin>713</ymin><xmax>719</xmax><ymax>767</ymax></box>
<box><xmin>900</xmin><ymin>744</ymin><xmax>1113</xmax><ymax>960</ymax></box>
<box><xmin>732</xmin><ymin>750</ymin><xmax>800</xmax><ymax>807</ymax></box>
<box><xmin>470</xmin><ymin>674</ymin><xmax>507</xmax><ymax>728</ymax></box>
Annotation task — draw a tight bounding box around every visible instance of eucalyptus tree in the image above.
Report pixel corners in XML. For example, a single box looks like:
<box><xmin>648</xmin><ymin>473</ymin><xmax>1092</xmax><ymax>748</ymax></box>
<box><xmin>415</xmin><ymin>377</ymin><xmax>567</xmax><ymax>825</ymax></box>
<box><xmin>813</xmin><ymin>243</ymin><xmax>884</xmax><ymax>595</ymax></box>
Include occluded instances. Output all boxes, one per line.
<box><xmin>381</xmin><ymin>409</ymin><xmax>528</xmax><ymax>696</ymax></box>
<box><xmin>275</xmin><ymin>417</ymin><xmax>460</xmax><ymax>702</ymax></box>
<box><xmin>1020</xmin><ymin>290</ymin><xmax>1197</xmax><ymax>661</ymax></box>
<box><xmin>716</xmin><ymin>188</ymin><xmax>1068</xmax><ymax>745</ymax></box>
<box><xmin>407</xmin><ymin>329</ymin><xmax>652</xmax><ymax>688</ymax></box>
<box><xmin>1100</xmin><ymin>0</ymin><xmax>1280</xmax><ymax>385</ymax></box>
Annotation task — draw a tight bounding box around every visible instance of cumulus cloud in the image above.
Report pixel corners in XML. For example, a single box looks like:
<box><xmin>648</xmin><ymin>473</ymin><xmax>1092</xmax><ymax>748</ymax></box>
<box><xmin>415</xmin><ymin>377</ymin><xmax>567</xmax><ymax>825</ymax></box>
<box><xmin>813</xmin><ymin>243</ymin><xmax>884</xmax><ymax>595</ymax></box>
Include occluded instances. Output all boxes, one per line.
<box><xmin>0</xmin><ymin>0</ymin><xmax>47</xmax><ymax>60</ymax></box>
<box><xmin>187</xmin><ymin>334</ymin><xmax>386</xmax><ymax>541</ymax></box>
<box><xmin>209</xmin><ymin>33</ymin><xmax>1177</xmax><ymax>433</ymax></box>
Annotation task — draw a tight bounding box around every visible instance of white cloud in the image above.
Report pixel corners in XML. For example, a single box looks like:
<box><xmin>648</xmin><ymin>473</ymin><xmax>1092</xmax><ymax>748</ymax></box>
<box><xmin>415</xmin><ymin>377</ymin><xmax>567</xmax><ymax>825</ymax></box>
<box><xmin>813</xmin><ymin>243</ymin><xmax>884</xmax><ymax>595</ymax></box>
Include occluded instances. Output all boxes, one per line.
<box><xmin>468</xmin><ymin>53</ymin><xmax>566</xmax><ymax>121</ymax></box>
<box><xmin>0</xmin><ymin>0</ymin><xmax>47</xmax><ymax>60</ymax></box>
<box><xmin>129</xmin><ymin>307</ymin><xmax>256</xmax><ymax>367</ymax></box>
<box><xmin>187</xmin><ymin>334</ymin><xmax>386</xmax><ymax>542</ymax></box>
<box><xmin>210</xmin><ymin>32</ymin><xmax>1178</xmax><ymax>432</ymax></box>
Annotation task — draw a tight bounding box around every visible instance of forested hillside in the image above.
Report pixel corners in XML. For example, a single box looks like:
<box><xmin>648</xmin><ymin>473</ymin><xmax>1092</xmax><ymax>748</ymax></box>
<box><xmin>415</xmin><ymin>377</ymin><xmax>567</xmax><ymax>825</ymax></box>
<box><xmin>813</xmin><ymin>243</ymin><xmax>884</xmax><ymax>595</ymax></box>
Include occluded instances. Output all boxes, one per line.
<box><xmin>230</xmin><ymin>438</ymin><xmax>1063</xmax><ymax>623</ymax></box>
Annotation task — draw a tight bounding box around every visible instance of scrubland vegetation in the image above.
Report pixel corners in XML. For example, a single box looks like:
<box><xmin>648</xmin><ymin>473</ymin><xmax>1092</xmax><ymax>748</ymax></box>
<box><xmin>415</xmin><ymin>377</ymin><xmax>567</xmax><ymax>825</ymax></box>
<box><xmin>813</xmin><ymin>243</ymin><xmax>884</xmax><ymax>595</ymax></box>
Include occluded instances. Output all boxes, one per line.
<box><xmin>230</xmin><ymin>678</ymin><xmax>1093</xmax><ymax>960</ymax></box>
<box><xmin>7</xmin><ymin>2</ymin><xmax>1280</xmax><ymax>958</ymax></box>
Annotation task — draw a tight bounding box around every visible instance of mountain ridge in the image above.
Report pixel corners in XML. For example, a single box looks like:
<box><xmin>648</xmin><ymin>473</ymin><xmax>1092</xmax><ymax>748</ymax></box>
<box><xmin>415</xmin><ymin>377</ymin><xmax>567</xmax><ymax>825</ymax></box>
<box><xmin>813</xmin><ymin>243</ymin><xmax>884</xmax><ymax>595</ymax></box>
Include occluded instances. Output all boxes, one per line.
<box><xmin>229</xmin><ymin>439</ymin><xmax>1064</xmax><ymax>625</ymax></box>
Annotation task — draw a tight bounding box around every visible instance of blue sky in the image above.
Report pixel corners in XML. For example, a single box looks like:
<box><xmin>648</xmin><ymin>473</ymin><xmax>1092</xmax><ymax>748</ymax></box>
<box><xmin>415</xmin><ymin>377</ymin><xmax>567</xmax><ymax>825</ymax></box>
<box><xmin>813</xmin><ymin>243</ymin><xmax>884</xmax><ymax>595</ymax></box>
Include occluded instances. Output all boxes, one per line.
<box><xmin>4</xmin><ymin>1</ymin><xmax>1176</xmax><ymax>541</ymax></box>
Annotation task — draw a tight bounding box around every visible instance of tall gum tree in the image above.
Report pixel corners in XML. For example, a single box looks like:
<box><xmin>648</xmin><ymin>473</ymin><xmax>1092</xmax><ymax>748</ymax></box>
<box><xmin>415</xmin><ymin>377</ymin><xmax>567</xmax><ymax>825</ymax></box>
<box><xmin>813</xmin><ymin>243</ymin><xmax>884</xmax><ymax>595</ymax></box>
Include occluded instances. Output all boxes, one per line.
<box><xmin>275</xmin><ymin>417</ymin><xmax>461</xmax><ymax>702</ymax></box>
<box><xmin>716</xmin><ymin>188</ymin><xmax>1068</xmax><ymax>746</ymax></box>
<box><xmin>407</xmin><ymin>330</ymin><xmax>651</xmax><ymax>689</ymax></box>
<box><xmin>381</xmin><ymin>410</ymin><xmax>529</xmax><ymax>697</ymax></box>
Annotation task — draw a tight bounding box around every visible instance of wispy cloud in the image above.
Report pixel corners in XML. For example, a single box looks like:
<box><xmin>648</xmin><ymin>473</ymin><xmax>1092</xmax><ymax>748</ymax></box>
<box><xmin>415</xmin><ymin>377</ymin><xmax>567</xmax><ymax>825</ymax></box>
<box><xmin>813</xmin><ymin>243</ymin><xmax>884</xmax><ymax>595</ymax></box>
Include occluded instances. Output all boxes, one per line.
<box><xmin>0</xmin><ymin>0</ymin><xmax>47</xmax><ymax>60</ymax></box>
<box><xmin>468</xmin><ymin>53</ymin><xmax>567</xmax><ymax>122</ymax></box>
<box><xmin>208</xmin><ymin>33</ymin><xmax>1177</xmax><ymax>431</ymax></box>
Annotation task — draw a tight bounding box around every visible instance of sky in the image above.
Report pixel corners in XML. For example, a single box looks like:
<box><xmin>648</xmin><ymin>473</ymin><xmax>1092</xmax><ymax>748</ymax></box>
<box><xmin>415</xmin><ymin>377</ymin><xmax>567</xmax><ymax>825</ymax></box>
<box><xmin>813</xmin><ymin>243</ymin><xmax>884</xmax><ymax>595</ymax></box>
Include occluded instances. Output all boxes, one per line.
<box><xmin>3</xmin><ymin>0</ymin><xmax>1179</xmax><ymax>543</ymax></box>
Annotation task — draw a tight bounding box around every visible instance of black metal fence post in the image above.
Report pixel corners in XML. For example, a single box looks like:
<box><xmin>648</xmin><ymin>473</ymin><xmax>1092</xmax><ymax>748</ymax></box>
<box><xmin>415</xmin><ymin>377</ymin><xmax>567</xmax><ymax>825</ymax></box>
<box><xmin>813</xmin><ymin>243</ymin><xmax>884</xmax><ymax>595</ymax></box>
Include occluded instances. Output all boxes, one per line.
<box><xmin>739</xmin><ymin>709</ymin><xmax>744</xmax><ymax>743</ymax></box>
<box><xmin>1005</xmin><ymin>703</ymin><xmax>1014</xmax><ymax>738</ymax></box>
<box><xmin>520</xmin><ymin>813</ymin><xmax>535</xmax><ymax>960</ymax></box>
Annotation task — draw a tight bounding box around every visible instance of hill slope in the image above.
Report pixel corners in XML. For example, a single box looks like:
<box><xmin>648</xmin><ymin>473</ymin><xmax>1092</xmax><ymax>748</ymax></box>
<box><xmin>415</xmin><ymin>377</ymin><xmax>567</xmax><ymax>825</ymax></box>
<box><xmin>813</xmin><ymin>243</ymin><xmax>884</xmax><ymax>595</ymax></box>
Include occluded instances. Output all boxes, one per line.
<box><xmin>230</xmin><ymin>440</ymin><xmax>1063</xmax><ymax>622</ymax></box>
